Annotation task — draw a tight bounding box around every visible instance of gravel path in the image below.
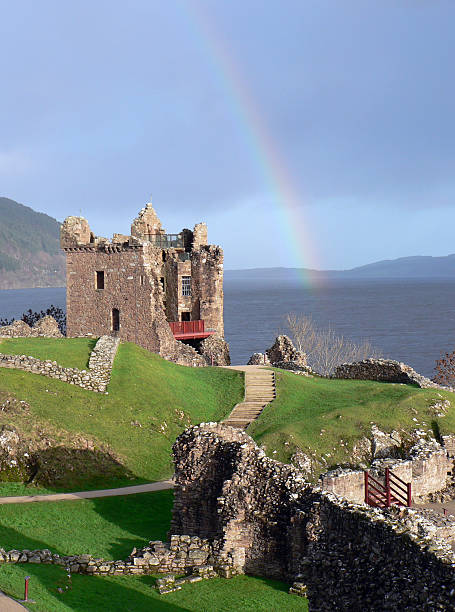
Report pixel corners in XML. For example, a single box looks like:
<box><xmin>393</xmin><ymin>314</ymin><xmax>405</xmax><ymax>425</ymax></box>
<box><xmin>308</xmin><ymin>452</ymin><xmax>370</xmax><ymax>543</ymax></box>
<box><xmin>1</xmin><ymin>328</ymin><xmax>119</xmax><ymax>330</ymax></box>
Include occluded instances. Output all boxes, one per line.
<box><xmin>0</xmin><ymin>479</ymin><xmax>174</xmax><ymax>505</ymax></box>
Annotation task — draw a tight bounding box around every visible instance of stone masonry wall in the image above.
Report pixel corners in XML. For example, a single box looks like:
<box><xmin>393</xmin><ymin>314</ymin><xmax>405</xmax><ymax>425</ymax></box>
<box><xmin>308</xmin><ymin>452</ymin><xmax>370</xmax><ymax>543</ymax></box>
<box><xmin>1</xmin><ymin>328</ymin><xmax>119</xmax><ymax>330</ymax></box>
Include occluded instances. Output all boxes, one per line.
<box><xmin>191</xmin><ymin>246</ymin><xmax>224</xmax><ymax>337</ymax></box>
<box><xmin>0</xmin><ymin>335</ymin><xmax>119</xmax><ymax>393</ymax></box>
<box><xmin>320</xmin><ymin>445</ymin><xmax>453</xmax><ymax>504</ymax></box>
<box><xmin>171</xmin><ymin>424</ymin><xmax>455</xmax><ymax>610</ymax></box>
<box><xmin>334</xmin><ymin>358</ymin><xmax>455</xmax><ymax>391</ymax></box>
<box><xmin>2</xmin><ymin>423</ymin><xmax>455</xmax><ymax>609</ymax></box>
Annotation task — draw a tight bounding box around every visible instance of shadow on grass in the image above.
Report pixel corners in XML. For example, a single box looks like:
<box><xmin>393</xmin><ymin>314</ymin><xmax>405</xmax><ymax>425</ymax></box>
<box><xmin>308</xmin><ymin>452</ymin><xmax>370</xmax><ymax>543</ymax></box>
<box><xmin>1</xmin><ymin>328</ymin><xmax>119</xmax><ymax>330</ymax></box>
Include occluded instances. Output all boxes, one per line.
<box><xmin>0</xmin><ymin>525</ymin><xmax>188</xmax><ymax>611</ymax></box>
<box><xmin>2</xmin><ymin>564</ymin><xmax>189</xmax><ymax>612</ymax></box>
<box><xmin>90</xmin><ymin>489</ymin><xmax>174</xmax><ymax>559</ymax></box>
<box><xmin>28</xmin><ymin>446</ymin><xmax>136</xmax><ymax>490</ymax></box>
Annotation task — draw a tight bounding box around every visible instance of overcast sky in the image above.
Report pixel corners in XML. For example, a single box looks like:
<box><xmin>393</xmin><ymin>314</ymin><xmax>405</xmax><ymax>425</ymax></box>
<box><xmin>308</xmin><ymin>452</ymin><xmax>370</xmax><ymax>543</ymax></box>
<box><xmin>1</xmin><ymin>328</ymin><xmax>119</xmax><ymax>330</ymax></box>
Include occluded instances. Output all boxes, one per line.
<box><xmin>1</xmin><ymin>1</ymin><xmax>454</xmax><ymax>270</ymax></box>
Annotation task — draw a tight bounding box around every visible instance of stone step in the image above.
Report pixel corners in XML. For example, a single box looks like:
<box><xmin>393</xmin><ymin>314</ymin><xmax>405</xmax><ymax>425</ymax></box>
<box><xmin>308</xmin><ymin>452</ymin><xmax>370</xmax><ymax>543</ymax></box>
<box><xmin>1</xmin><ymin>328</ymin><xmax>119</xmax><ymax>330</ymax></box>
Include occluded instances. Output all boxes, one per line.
<box><xmin>223</xmin><ymin>368</ymin><xmax>275</xmax><ymax>430</ymax></box>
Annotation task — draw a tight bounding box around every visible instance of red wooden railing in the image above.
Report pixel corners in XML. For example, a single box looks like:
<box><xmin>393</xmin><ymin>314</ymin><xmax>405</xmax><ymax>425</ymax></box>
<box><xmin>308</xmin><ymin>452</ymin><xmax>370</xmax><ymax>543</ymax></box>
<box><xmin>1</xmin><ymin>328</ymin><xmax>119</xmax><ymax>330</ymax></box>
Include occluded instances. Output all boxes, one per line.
<box><xmin>169</xmin><ymin>320</ymin><xmax>205</xmax><ymax>336</ymax></box>
<box><xmin>364</xmin><ymin>468</ymin><xmax>411</xmax><ymax>508</ymax></box>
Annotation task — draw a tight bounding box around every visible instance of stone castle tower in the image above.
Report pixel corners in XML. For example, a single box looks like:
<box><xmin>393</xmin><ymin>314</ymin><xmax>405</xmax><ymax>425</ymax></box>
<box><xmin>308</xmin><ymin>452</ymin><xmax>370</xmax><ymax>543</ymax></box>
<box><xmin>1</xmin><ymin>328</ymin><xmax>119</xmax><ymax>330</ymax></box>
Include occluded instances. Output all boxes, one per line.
<box><xmin>61</xmin><ymin>198</ymin><xmax>228</xmax><ymax>366</ymax></box>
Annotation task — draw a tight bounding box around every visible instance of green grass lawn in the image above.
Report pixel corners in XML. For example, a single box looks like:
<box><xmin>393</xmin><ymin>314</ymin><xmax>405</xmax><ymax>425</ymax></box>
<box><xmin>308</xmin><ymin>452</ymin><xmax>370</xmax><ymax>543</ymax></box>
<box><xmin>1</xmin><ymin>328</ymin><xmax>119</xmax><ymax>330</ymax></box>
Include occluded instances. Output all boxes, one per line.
<box><xmin>0</xmin><ymin>337</ymin><xmax>97</xmax><ymax>369</ymax></box>
<box><xmin>0</xmin><ymin>341</ymin><xmax>244</xmax><ymax>491</ymax></box>
<box><xmin>0</xmin><ymin>491</ymin><xmax>173</xmax><ymax>558</ymax></box>
<box><xmin>0</xmin><ymin>491</ymin><xmax>308</xmax><ymax>611</ymax></box>
<box><xmin>0</xmin><ymin>567</ymin><xmax>307</xmax><ymax>612</ymax></box>
<box><xmin>248</xmin><ymin>369</ymin><xmax>455</xmax><ymax>478</ymax></box>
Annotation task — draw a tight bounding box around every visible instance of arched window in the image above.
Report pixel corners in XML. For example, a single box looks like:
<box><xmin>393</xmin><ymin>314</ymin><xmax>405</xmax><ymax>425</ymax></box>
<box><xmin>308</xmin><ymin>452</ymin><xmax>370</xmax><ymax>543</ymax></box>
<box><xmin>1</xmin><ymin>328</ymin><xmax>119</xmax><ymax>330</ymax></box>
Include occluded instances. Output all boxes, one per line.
<box><xmin>112</xmin><ymin>308</ymin><xmax>120</xmax><ymax>332</ymax></box>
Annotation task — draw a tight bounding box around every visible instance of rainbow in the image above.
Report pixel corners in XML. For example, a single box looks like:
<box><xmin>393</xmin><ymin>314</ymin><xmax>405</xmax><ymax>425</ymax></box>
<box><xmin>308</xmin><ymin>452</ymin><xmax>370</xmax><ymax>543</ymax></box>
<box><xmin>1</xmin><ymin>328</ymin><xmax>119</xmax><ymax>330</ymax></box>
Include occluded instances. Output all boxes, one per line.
<box><xmin>181</xmin><ymin>1</ymin><xmax>321</xmax><ymax>284</ymax></box>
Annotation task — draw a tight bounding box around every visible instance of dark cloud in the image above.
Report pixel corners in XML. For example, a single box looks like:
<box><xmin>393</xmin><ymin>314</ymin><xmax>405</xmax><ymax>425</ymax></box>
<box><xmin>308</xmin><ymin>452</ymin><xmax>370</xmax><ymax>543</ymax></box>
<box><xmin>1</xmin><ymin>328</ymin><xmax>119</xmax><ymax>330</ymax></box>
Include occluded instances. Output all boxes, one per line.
<box><xmin>1</xmin><ymin>1</ymin><xmax>454</xmax><ymax>266</ymax></box>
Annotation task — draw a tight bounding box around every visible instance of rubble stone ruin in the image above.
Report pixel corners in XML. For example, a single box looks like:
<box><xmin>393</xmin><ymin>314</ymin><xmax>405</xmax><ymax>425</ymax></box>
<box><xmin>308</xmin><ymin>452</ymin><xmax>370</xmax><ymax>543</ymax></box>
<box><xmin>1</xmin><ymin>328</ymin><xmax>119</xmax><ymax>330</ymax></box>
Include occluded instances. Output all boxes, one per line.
<box><xmin>61</xmin><ymin>198</ymin><xmax>229</xmax><ymax>366</ymax></box>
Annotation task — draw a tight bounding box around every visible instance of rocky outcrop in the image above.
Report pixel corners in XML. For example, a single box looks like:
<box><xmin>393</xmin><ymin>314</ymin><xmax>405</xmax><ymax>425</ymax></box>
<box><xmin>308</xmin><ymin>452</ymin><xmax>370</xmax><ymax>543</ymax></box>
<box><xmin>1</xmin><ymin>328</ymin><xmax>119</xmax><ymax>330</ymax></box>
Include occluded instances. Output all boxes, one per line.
<box><xmin>266</xmin><ymin>335</ymin><xmax>307</xmax><ymax>366</ymax></box>
<box><xmin>247</xmin><ymin>336</ymin><xmax>307</xmax><ymax>369</ymax></box>
<box><xmin>199</xmin><ymin>334</ymin><xmax>230</xmax><ymax>366</ymax></box>
<box><xmin>247</xmin><ymin>352</ymin><xmax>270</xmax><ymax>366</ymax></box>
<box><xmin>334</xmin><ymin>358</ymin><xmax>455</xmax><ymax>391</ymax></box>
<box><xmin>0</xmin><ymin>316</ymin><xmax>63</xmax><ymax>338</ymax></box>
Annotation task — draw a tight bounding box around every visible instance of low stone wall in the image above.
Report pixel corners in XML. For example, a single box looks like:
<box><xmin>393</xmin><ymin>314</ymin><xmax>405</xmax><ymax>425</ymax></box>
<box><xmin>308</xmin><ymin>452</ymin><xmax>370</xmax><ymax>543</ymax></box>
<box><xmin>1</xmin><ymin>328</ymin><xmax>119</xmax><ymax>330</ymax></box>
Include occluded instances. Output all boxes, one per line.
<box><xmin>0</xmin><ymin>335</ymin><xmax>119</xmax><ymax>393</ymax></box>
<box><xmin>0</xmin><ymin>316</ymin><xmax>63</xmax><ymax>338</ymax></box>
<box><xmin>0</xmin><ymin>534</ymin><xmax>235</xmax><ymax>578</ymax></box>
<box><xmin>334</xmin><ymin>358</ymin><xmax>455</xmax><ymax>391</ymax></box>
<box><xmin>320</xmin><ymin>442</ymin><xmax>453</xmax><ymax>504</ymax></box>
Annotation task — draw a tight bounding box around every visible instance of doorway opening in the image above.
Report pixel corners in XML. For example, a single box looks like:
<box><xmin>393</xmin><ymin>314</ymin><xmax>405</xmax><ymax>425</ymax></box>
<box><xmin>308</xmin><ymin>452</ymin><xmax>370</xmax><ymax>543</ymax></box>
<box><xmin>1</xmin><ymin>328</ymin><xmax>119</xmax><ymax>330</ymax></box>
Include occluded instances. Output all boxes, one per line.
<box><xmin>112</xmin><ymin>308</ymin><xmax>120</xmax><ymax>332</ymax></box>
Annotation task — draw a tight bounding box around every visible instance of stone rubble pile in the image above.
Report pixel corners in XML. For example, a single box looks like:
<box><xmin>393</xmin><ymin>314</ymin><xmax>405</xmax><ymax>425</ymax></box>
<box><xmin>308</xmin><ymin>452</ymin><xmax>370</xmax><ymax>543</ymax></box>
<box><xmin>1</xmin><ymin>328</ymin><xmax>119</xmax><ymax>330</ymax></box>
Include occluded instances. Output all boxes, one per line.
<box><xmin>334</xmin><ymin>358</ymin><xmax>455</xmax><ymax>392</ymax></box>
<box><xmin>0</xmin><ymin>335</ymin><xmax>119</xmax><ymax>393</ymax></box>
<box><xmin>247</xmin><ymin>335</ymin><xmax>308</xmax><ymax>370</ymax></box>
<box><xmin>0</xmin><ymin>316</ymin><xmax>63</xmax><ymax>338</ymax></box>
<box><xmin>156</xmin><ymin>566</ymin><xmax>221</xmax><ymax>595</ymax></box>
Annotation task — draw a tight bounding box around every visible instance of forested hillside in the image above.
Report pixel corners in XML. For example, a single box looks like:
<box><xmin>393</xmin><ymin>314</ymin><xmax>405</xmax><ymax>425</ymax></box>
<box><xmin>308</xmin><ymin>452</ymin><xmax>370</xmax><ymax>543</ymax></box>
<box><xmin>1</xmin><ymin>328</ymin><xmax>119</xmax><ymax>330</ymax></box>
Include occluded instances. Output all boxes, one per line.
<box><xmin>0</xmin><ymin>197</ymin><xmax>65</xmax><ymax>289</ymax></box>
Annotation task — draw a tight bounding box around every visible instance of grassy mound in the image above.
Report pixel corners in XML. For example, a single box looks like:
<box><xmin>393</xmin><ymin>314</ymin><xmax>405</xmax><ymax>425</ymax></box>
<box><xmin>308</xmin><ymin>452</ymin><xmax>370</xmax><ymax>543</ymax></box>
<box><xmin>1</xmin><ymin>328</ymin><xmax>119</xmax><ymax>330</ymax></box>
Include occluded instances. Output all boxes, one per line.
<box><xmin>0</xmin><ymin>491</ymin><xmax>307</xmax><ymax>611</ymax></box>
<box><xmin>248</xmin><ymin>369</ymin><xmax>455</xmax><ymax>478</ymax></box>
<box><xmin>0</xmin><ymin>337</ymin><xmax>97</xmax><ymax>369</ymax></box>
<box><xmin>0</xmin><ymin>341</ymin><xmax>244</xmax><ymax>490</ymax></box>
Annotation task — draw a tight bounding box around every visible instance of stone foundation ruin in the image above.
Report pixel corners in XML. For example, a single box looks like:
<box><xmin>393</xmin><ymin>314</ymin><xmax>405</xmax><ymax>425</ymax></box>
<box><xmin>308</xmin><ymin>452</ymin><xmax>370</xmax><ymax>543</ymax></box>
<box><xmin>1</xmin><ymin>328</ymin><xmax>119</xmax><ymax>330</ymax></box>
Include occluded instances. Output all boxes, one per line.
<box><xmin>171</xmin><ymin>423</ymin><xmax>455</xmax><ymax>610</ymax></box>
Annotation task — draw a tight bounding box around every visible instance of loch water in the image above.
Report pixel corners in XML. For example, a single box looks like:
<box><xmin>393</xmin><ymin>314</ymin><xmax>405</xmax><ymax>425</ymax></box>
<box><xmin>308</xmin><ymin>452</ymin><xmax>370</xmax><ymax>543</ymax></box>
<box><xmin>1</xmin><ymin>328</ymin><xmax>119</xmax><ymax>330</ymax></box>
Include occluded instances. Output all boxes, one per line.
<box><xmin>1</xmin><ymin>276</ymin><xmax>455</xmax><ymax>378</ymax></box>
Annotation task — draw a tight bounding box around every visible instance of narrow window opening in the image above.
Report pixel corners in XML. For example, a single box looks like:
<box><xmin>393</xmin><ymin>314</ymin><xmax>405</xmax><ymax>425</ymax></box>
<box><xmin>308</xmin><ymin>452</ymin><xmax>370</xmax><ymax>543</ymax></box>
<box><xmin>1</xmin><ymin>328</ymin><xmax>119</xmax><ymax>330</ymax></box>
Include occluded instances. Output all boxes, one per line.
<box><xmin>181</xmin><ymin>276</ymin><xmax>192</xmax><ymax>297</ymax></box>
<box><xmin>96</xmin><ymin>271</ymin><xmax>105</xmax><ymax>290</ymax></box>
<box><xmin>160</xmin><ymin>277</ymin><xmax>165</xmax><ymax>292</ymax></box>
<box><xmin>112</xmin><ymin>308</ymin><xmax>120</xmax><ymax>332</ymax></box>
<box><xmin>181</xmin><ymin>311</ymin><xmax>191</xmax><ymax>322</ymax></box>
<box><xmin>140</xmin><ymin>274</ymin><xmax>145</xmax><ymax>286</ymax></box>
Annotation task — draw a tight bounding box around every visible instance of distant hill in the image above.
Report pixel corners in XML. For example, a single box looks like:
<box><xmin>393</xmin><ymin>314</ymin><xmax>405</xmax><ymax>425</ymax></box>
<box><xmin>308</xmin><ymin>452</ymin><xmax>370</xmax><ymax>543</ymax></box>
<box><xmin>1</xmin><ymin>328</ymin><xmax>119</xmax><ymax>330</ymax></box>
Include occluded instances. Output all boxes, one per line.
<box><xmin>226</xmin><ymin>254</ymin><xmax>455</xmax><ymax>280</ymax></box>
<box><xmin>0</xmin><ymin>197</ymin><xmax>65</xmax><ymax>289</ymax></box>
<box><xmin>2</xmin><ymin>195</ymin><xmax>455</xmax><ymax>289</ymax></box>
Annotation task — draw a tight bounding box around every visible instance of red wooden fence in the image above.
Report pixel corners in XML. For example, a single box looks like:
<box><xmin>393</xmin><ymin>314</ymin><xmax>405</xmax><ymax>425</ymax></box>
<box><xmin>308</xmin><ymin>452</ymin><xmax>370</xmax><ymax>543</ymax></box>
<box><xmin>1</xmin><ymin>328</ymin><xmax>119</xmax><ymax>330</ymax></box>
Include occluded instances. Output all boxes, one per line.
<box><xmin>364</xmin><ymin>468</ymin><xmax>411</xmax><ymax>508</ymax></box>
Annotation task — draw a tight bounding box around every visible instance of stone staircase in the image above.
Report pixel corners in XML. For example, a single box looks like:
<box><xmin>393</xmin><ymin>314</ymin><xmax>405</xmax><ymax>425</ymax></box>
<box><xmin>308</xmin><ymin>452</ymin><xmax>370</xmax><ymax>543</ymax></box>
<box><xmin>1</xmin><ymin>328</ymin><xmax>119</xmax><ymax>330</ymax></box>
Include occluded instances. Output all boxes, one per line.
<box><xmin>223</xmin><ymin>366</ymin><xmax>276</xmax><ymax>429</ymax></box>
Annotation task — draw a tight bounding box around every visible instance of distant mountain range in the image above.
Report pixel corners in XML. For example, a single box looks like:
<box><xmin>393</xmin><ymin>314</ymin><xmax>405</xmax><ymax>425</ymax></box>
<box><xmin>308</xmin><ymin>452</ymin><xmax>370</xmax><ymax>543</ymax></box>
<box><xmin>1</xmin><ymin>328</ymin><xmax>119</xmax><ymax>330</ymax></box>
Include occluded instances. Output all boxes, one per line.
<box><xmin>0</xmin><ymin>197</ymin><xmax>65</xmax><ymax>289</ymax></box>
<box><xmin>1</xmin><ymin>197</ymin><xmax>454</xmax><ymax>289</ymax></box>
<box><xmin>227</xmin><ymin>255</ymin><xmax>455</xmax><ymax>280</ymax></box>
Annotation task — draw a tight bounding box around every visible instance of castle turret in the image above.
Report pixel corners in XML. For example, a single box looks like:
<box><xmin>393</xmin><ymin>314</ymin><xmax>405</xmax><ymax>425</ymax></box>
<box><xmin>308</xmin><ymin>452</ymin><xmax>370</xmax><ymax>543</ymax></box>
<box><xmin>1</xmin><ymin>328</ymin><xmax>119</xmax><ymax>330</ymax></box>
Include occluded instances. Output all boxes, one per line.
<box><xmin>131</xmin><ymin>198</ymin><xmax>165</xmax><ymax>239</ymax></box>
<box><xmin>60</xmin><ymin>216</ymin><xmax>92</xmax><ymax>248</ymax></box>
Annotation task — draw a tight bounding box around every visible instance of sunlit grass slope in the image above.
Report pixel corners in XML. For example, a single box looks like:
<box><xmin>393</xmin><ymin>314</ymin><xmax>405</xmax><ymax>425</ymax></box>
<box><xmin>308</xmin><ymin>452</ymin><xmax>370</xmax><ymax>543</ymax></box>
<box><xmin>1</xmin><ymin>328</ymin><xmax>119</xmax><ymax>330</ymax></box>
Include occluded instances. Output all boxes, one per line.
<box><xmin>248</xmin><ymin>369</ymin><xmax>455</xmax><ymax>478</ymax></box>
<box><xmin>0</xmin><ymin>341</ymin><xmax>244</xmax><ymax>490</ymax></box>
<box><xmin>0</xmin><ymin>337</ymin><xmax>97</xmax><ymax>369</ymax></box>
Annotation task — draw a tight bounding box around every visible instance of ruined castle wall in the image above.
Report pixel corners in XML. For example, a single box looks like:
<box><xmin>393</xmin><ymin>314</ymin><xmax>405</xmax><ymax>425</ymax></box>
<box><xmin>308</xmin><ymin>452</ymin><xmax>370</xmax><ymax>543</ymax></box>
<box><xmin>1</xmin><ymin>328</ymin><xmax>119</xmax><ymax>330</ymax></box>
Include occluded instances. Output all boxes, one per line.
<box><xmin>65</xmin><ymin>245</ymin><xmax>177</xmax><ymax>357</ymax></box>
<box><xmin>0</xmin><ymin>335</ymin><xmax>119</xmax><ymax>393</ymax></box>
<box><xmin>334</xmin><ymin>358</ymin><xmax>454</xmax><ymax>391</ymax></box>
<box><xmin>171</xmin><ymin>424</ymin><xmax>455</xmax><ymax>610</ymax></box>
<box><xmin>302</xmin><ymin>496</ymin><xmax>455</xmax><ymax>611</ymax></box>
<box><xmin>66</xmin><ymin>247</ymin><xmax>153</xmax><ymax>345</ymax></box>
<box><xmin>320</xmin><ymin>450</ymin><xmax>452</xmax><ymax>504</ymax></box>
<box><xmin>177</xmin><ymin>259</ymin><xmax>192</xmax><ymax>320</ymax></box>
<box><xmin>163</xmin><ymin>252</ymin><xmax>179</xmax><ymax>322</ymax></box>
<box><xmin>191</xmin><ymin>246</ymin><xmax>224</xmax><ymax>336</ymax></box>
